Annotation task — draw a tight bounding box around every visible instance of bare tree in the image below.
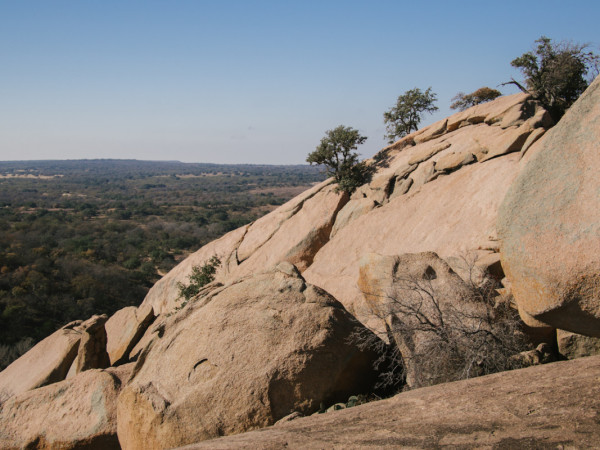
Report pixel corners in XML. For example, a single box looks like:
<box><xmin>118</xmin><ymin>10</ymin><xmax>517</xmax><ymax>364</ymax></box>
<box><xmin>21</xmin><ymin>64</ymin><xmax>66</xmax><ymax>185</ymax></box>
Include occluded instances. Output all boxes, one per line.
<box><xmin>351</xmin><ymin>254</ymin><xmax>531</xmax><ymax>390</ymax></box>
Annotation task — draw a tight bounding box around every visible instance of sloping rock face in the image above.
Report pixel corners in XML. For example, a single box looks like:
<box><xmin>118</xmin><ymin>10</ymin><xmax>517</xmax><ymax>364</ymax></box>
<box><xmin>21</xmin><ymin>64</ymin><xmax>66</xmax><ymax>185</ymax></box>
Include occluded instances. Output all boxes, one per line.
<box><xmin>117</xmin><ymin>263</ymin><xmax>378</xmax><ymax>450</ymax></box>
<box><xmin>0</xmin><ymin>365</ymin><xmax>132</xmax><ymax>450</ymax></box>
<box><xmin>0</xmin><ymin>321</ymin><xmax>82</xmax><ymax>401</ymax></box>
<box><xmin>498</xmin><ymin>76</ymin><xmax>600</xmax><ymax>336</ymax></box>
<box><xmin>141</xmin><ymin>180</ymin><xmax>347</xmax><ymax>315</ymax></box>
<box><xmin>181</xmin><ymin>355</ymin><xmax>600</xmax><ymax>449</ymax></box>
<box><xmin>141</xmin><ymin>93</ymin><xmax>553</xmax><ymax>322</ymax></box>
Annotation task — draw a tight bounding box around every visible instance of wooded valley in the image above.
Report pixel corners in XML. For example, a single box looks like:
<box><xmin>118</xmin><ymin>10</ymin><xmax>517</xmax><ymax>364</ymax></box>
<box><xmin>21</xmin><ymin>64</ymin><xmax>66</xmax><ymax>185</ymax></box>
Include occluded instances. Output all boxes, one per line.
<box><xmin>0</xmin><ymin>160</ymin><xmax>325</xmax><ymax>368</ymax></box>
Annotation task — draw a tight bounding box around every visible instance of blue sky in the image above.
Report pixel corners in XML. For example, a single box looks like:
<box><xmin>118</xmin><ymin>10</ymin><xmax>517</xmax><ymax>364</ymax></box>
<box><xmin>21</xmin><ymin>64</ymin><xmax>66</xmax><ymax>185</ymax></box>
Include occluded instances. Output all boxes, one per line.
<box><xmin>1</xmin><ymin>1</ymin><xmax>599</xmax><ymax>164</ymax></box>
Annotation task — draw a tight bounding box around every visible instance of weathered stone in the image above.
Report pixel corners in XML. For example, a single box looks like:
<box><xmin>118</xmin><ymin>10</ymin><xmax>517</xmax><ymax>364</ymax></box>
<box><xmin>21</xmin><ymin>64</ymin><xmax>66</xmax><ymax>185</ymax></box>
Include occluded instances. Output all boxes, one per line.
<box><xmin>140</xmin><ymin>225</ymin><xmax>249</xmax><ymax>315</ymax></box>
<box><xmin>304</xmin><ymin>152</ymin><xmax>521</xmax><ymax>317</ymax></box>
<box><xmin>142</xmin><ymin>181</ymin><xmax>348</xmax><ymax>317</ymax></box>
<box><xmin>413</xmin><ymin>118</ymin><xmax>447</xmax><ymax>144</ymax></box>
<box><xmin>434</xmin><ymin>151</ymin><xmax>475</xmax><ymax>172</ymax></box>
<box><xmin>409</xmin><ymin>160</ymin><xmax>435</xmax><ymax>190</ymax></box>
<box><xmin>519</xmin><ymin>127</ymin><xmax>546</xmax><ymax>158</ymax></box>
<box><xmin>274</xmin><ymin>411</ymin><xmax>304</xmax><ymax>426</ymax></box>
<box><xmin>498</xmin><ymin>76</ymin><xmax>600</xmax><ymax>336</ymax></box>
<box><xmin>350</xmin><ymin>172</ymin><xmax>395</xmax><ymax>204</ymax></box>
<box><xmin>117</xmin><ymin>263</ymin><xmax>378</xmax><ymax>449</ymax></box>
<box><xmin>331</xmin><ymin>198</ymin><xmax>377</xmax><ymax>238</ymax></box>
<box><xmin>478</xmin><ymin>124</ymin><xmax>533</xmax><ymax>162</ymax></box>
<box><xmin>136</xmin><ymin>93</ymin><xmax>554</xmax><ymax>323</ymax></box>
<box><xmin>389</xmin><ymin>177</ymin><xmax>413</xmax><ymax>200</ymax></box>
<box><xmin>236</xmin><ymin>180</ymin><xmax>332</xmax><ymax>262</ymax></box>
<box><xmin>483</xmin><ymin>94</ymin><xmax>533</xmax><ymax>126</ymax></box>
<box><xmin>511</xmin><ymin>343</ymin><xmax>556</xmax><ymax>367</ymax></box>
<box><xmin>558</xmin><ymin>329</ymin><xmax>600</xmax><ymax>359</ymax></box>
<box><xmin>181</xmin><ymin>356</ymin><xmax>600</xmax><ymax>449</ymax></box>
<box><xmin>0</xmin><ymin>321</ymin><xmax>82</xmax><ymax>401</ymax></box>
<box><xmin>0</xmin><ymin>366</ymin><xmax>132</xmax><ymax>449</ymax></box>
<box><xmin>446</xmin><ymin>93</ymin><xmax>530</xmax><ymax>131</ymax></box>
<box><xmin>444</xmin><ymin>252</ymin><xmax>503</xmax><ymax>287</ymax></box>
<box><xmin>380</xmin><ymin>134</ymin><xmax>415</xmax><ymax>153</ymax></box>
<box><xmin>74</xmin><ymin>314</ymin><xmax>110</xmax><ymax>374</ymax></box>
<box><xmin>127</xmin><ymin>315</ymin><xmax>168</xmax><ymax>362</ymax></box>
<box><xmin>497</xmin><ymin>101</ymin><xmax>534</xmax><ymax>128</ymax></box>
<box><xmin>106</xmin><ymin>305</ymin><xmax>155</xmax><ymax>365</ymax></box>
<box><xmin>407</xmin><ymin>141</ymin><xmax>451</xmax><ymax>165</ymax></box>
<box><xmin>393</xmin><ymin>163</ymin><xmax>417</xmax><ymax>179</ymax></box>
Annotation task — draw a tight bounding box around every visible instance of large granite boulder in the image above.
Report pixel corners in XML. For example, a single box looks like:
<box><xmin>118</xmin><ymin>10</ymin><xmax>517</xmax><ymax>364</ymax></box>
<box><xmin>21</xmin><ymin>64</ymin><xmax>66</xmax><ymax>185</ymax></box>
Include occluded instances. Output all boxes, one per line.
<box><xmin>117</xmin><ymin>263</ymin><xmax>378</xmax><ymax>449</ymax></box>
<box><xmin>498</xmin><ymin>76</ymin><xmax>600</xmax><ymax>336</ymax></box>
<box><xmin>140</xmin><ymin>180</ymin><xmax>347</xmax><ymax>315</ymax></box>
<box><xmin>0</xmin><ymin>364</ymin><xmax>132</xmax><ymax>449</ymax></box>
<box><xmin>0</xmin><ymin>321</ymin><xmax>82</xmax><ymax>401</ymax></box>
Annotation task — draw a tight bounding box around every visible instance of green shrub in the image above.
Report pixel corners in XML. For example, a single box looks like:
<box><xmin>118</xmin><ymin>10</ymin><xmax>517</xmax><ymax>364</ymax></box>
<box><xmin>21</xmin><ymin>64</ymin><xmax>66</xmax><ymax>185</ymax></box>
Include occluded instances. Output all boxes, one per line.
<box><xmin>307</xmin><ymin>125</ymin><xmax>371</xmax><ymax>194</ymax></box>
<box><xmin>450</xmin><ymin>87</ymin><xmax>502</xmax><ymax>111</ymax></box>
<box><xmin>507</xmin><ymin>36</ymin><xmax>599</xmax><ymax>120</ymax></box>
<box><xmin>177</xmin><ymin>255</ymin><xmax>221</xmax><ymax>301</ymax></box>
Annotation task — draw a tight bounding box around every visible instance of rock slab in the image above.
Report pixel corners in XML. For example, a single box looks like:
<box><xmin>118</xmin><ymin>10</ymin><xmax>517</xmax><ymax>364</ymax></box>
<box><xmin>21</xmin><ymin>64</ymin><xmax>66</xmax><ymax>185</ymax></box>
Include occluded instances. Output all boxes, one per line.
<box><xmin>498</xmin><ymin>76</ymin><xmax>600</xmax><ymax>336</ymax></box>
<box><xmin>0</xmin><ymin>321</ymin><xmax>82</xmax><ymax>401</ymax></box>
<box><xmin>180</xmin><ymin>355</ymin><xmax>600</xmax><ymax>449</ymax></box>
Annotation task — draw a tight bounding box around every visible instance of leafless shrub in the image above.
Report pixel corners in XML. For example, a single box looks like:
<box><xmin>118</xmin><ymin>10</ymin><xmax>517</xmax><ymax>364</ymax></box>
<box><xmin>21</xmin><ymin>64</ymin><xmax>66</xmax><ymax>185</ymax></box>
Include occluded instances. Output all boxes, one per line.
<box><xmin>351</xmin><ymin>254</ymin><xmax>530</xmax><ymax>390</ymax></box>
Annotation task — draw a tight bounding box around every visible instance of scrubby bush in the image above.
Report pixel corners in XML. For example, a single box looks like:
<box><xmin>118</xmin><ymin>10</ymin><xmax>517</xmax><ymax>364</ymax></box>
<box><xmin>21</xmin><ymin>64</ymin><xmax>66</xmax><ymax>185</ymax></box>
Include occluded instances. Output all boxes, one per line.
<box><xmin>352</xmin><ymin>256</ymin><xmax>530</xmax><ymax>390</ymax></box>
<box><xmin>0</xmin><ymin>337</ymin><xmax>35</xmax><ymax>371</ymax></box>
<box><xmin>177</xmin><ymin>255</ymin><xmax>221</xmax><ymax>301</ymax></box>
<box><xmin>450</xmin><ymin>87</ymin><xmax>502</xmax><ymax>111</ymax></box>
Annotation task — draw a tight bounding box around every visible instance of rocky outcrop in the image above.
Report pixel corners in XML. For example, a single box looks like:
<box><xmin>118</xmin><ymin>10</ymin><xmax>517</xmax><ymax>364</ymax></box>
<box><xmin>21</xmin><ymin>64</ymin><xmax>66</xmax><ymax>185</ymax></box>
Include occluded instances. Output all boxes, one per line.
<box><xmin>0</xmin><ymin>365</ymin><xmax>132</xmax><ymax>449</ymax></box>
<box><xmin>74</xmin><ymin>314</ymin><xmax>110</xmax><ymax>374</ymax></box>
<box><xmin>1</xmin><ymin>90</ymin><xmax>579</xmax><ymax>449</ymax></box>
<box><xmin>105</xmin><ymin>305</ymin><xmax>155</xmax><ymax>365</ymax></box>
<box><xmin>117</xmin><ymin>263</ymin><xmax>378</xmax><ymax>449</ymax></box>
<box><xmin>180</xmin><ymin>355</ymin><xmax>600</xmax><ymax>449</ymax></box>
<box><xmin>498</xmin><ymin>76</ymin><xmax>600</xmax><ymax>336</ymax></box>
<box><xmin>141</xmin><ymin>180</ymin><xmax>348</xmax><ymax>315</ymax></box>
<box><xmin>0</xmin><ymin>321</ymin><xmax>82</xmax><ymax>401</ymax></box>
<box><xmin>139</xmin><ymin>93</ymin><xmax>554</xmax><ymax>323</ymax></box>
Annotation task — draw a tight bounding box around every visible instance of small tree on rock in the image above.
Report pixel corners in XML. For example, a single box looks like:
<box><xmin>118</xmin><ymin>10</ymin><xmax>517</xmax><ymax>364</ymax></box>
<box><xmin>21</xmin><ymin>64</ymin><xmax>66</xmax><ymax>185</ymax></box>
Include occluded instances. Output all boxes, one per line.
<box><xmin>307</xmin><ymin>125</ymin><xmax>370</xmax><ymax>194</ymax></box>
<box><xmin>383</xmin><ymin>87</ymin><xmax>438</xmax><ymax>144</ymax></box>
<box><xmin>506</xmin><ymin>36</ymin><xmax>599</xmax><ymax>120</ymax></box>
<box><xmin>177</xmin><ymin>255</ymin><xmax>221</xmax><ymax>302</ymax></box>
<box><xmin>450</xmin><ymin>87</ymin><xmax>502</xmax><ymax>111</ymax></box>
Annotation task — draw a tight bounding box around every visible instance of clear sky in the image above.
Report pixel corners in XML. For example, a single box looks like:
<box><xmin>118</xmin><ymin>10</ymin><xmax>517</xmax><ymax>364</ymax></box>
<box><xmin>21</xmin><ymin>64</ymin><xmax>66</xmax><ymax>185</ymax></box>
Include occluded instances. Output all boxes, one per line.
<box><xmin>1</xmin><ymin>0</ymin><xmax>599</xmax><ymax>164</ymax></box>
